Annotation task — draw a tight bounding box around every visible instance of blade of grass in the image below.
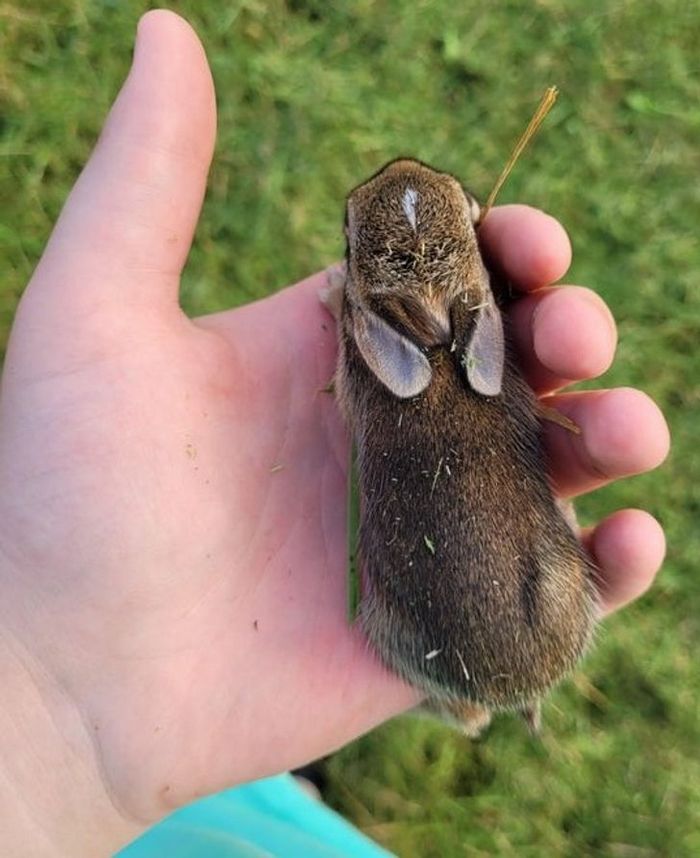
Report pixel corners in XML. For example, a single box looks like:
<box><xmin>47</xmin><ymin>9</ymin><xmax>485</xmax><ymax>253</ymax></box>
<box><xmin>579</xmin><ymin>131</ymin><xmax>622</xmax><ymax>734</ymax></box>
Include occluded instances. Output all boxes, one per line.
<box><xmin>477</xmin><ymin>86</ymin><xmax>559</xmax><ymax>225</ymax></box>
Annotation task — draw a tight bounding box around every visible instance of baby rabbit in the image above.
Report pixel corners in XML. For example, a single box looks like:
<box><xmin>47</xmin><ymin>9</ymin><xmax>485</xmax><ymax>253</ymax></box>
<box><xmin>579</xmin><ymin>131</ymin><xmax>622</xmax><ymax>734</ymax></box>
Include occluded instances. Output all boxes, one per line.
<box><xmin>326</xmin><ymin>159</ymin><xmax>599</xmax><ymax>735</ymax></box>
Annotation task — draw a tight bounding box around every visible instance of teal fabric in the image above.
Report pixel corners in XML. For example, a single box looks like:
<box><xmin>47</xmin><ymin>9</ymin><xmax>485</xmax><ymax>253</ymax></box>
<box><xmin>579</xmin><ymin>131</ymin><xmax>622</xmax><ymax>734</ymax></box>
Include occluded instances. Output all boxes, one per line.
<box><xmin>117</xmin><ymin>774</ymin><xmax>394</xmax><ymax>858</ymax></box>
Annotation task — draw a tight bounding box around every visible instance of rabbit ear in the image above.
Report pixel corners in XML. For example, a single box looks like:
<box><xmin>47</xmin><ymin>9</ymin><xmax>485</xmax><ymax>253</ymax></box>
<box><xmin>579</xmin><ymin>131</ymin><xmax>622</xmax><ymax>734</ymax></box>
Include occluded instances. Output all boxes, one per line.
<box><xmin>351</xmin><ymin>304</ymin><xmax>432</xmax><ymax>399</ymax></box>
<box><xmin>461</xmin><ymin>287</ymin><xmax>504</xmax><ymax>397</ymax></box>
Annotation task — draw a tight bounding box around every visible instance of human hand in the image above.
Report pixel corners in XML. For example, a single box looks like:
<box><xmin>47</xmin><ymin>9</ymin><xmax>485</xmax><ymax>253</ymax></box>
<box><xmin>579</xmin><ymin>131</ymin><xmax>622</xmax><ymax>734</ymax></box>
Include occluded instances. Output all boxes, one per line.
<box><xmin>0</xmin><ymin>10</ymin><xmax>669</xmax><ymax>856</ymax></box>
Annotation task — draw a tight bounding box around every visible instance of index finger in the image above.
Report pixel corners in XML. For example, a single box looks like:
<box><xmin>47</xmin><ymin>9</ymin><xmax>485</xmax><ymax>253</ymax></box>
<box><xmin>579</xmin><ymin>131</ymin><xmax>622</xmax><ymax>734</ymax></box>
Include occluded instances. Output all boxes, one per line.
<box><xmin>478</xmin><ymin>204</ymin><xmax>572</xmax><ymax>291</ymax></box>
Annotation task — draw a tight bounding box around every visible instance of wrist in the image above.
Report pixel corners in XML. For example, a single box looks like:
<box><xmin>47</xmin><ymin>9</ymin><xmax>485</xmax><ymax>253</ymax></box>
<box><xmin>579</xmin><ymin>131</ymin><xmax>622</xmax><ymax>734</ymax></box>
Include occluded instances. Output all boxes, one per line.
<box><xmin>0</xmin><ymin>630</ymin><xmax>143</xmax><ymax>857</ymax></box>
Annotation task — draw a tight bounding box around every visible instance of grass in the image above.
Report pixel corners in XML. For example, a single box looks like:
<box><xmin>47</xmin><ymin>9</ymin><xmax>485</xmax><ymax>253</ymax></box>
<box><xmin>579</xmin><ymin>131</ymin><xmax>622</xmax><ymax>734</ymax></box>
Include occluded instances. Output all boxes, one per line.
<box><xmin>2</xmin><ymin>1</ymin><xmax>699</xmax><ymax>855</ymax></box>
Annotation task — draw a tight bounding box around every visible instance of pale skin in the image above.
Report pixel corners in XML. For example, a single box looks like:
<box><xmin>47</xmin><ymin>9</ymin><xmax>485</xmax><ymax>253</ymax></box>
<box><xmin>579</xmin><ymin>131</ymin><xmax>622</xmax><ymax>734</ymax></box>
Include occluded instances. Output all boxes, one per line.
<box><xmin>0</xmin><ymin>11</ymin><xmax>670</xmax><ymax>857</ymax></box>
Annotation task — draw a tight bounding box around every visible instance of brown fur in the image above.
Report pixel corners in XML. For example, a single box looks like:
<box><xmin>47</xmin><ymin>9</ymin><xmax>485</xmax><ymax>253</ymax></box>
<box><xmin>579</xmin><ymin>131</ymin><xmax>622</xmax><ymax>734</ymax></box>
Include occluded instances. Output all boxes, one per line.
<box><xmin>335</xmin><ymin>159</ymin><xmax>599</xmax><ymax>732</ymax></box>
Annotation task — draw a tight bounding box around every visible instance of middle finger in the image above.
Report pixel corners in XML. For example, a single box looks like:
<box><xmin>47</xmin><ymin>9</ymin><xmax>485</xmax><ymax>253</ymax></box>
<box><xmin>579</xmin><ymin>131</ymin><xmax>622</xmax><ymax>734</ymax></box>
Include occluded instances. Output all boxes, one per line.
<box><xmin>508</xmin><ymin>285</ymin><xmax>618</xmax><ymax>395</ymax></box>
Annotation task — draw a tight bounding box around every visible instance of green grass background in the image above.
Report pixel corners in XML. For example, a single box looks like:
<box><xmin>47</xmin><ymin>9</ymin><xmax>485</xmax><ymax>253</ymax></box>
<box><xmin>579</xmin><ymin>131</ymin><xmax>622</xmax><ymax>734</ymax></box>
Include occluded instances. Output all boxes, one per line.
<box><xmin>2</xmin><ymin>1</ymin><xmax>699</xmax><ymax>855</ymax></box>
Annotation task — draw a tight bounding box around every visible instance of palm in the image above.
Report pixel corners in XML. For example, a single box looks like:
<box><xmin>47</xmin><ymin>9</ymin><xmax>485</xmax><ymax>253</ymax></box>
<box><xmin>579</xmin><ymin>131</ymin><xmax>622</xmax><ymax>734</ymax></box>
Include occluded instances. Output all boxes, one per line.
<box><xmin>0</xmin><ymin>274</ymin><xmax>412</xmax><ymax>816</ymax></box>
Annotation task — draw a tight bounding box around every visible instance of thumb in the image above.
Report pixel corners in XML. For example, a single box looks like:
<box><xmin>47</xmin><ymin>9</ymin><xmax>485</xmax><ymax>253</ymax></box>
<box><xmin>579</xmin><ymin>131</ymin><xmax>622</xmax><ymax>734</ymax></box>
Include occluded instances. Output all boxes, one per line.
<box><xmin>24</xmin><ymin>10</ymin><xmax>216</xmax><ymax>316</ymax></box>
